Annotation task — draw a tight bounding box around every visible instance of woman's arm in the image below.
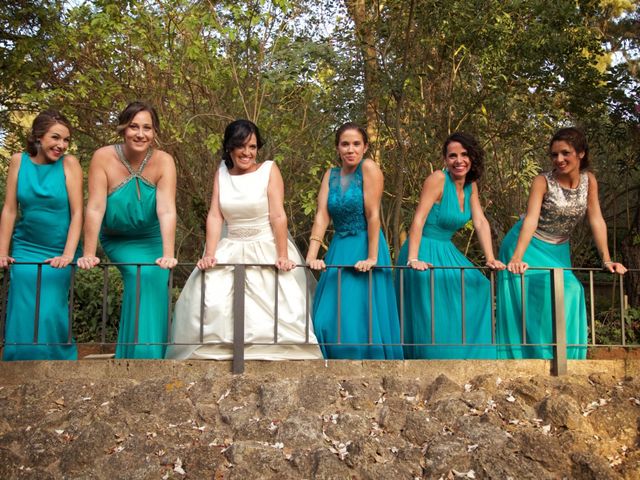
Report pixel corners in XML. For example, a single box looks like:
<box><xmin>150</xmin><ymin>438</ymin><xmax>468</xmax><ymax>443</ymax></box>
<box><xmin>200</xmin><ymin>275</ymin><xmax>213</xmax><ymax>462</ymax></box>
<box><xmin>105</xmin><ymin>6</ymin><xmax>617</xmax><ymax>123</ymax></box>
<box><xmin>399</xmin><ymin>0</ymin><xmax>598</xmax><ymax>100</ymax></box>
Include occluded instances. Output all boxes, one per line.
<box><xmin>506</xmin><ymin>174</ymin><xmax>547</xmax><ymax>274</ymax></box>
<box><xmin>197</xmin><ymin>169</ymin><xmax>225</xmax><ymax>270</ymax></box>
<box><xmin>0</xmin><ymin>153</ymin><xmax>21</xmax><ymax>268</ymax></box>
<box><xmin>77</xmin><ymin>149</ymin><xmax>109</xmax><ymax>269</ymax></box>
<box><xmin>306</xmin><ymin>169</ymin><xmax>331</xmax><ymax>270</ymax></box>
<box><xmin>45</xmin><ymin>155</ymin><xmax>83</xmax><ymax>268</ymax></box>
<box><xmin>267</xmin><ymin>163</ymin><xmax>295</xmax><ymax>271</ymax></box>
<box><xmin>358</xmin><ymin>159</ymin><xmax>384</xmax><ymax>272</ymax></box>
<box><xmin>406</xmin><ymin>170</ymin><xmax>444</xmax><ymax>271</ymax></box>
<box><xmin>470</xmin><ymin>182</ymin><xmax>505</xmax><ymax>270</ymax></box>
<box><xmin>155</xmin><ymin>152</ymin><xmax>178</xmax><ymax>269</ymax></box>
<box><xmin>586</xmin><ymin>172</ymin><xmax>626</xmax><ymax>274</ymax></box>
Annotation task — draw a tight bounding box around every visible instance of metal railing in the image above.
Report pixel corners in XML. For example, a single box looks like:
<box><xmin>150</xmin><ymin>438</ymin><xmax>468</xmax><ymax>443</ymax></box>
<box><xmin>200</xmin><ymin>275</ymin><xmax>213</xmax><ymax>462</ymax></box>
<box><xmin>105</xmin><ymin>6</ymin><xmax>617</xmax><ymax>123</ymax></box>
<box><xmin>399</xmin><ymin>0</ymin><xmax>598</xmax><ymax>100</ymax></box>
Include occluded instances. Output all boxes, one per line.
<box><xmin>0</xmin><ymin>262</ymin><xmax>637</xmax><ymax>375</ymax></box>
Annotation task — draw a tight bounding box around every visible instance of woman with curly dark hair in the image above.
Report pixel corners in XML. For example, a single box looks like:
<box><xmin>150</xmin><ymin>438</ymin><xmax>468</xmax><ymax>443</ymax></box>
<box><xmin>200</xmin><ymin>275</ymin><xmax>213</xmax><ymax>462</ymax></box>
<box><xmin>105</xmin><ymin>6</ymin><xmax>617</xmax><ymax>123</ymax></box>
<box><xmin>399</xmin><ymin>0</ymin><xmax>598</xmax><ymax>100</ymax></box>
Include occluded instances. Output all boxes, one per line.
<box><xmin>396</xmin><ymin>132</ymin><xmax>504</xmax><ymax>359</ymax></box>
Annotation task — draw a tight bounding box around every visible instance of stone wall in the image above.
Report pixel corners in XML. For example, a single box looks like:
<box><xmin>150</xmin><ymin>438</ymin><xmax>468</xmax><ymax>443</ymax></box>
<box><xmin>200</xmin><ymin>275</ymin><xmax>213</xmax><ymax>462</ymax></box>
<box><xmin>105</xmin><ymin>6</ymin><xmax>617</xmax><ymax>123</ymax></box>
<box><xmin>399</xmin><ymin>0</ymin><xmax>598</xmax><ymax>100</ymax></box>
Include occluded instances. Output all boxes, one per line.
<box><xmin>0</xmin><ymin>360</ymin><xmax>639</xmax><ymax>479</ymax></box>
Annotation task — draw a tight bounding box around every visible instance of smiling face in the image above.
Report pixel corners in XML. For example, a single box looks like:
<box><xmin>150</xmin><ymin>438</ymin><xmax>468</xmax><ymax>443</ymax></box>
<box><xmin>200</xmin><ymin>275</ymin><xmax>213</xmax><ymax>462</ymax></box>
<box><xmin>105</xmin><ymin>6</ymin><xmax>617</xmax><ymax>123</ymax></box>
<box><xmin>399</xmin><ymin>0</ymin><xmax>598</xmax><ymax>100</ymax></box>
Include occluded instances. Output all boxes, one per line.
<box><xmin>229</xmin><ymin>133</ymin><xmax>258</xmax><ymax>173</ymax></box>
<box><xmin>123</xmin><ymin>110</ymin><xmax>155</xmax><ymax>153</ymax></box>
<box><xmin>550</xmin><ymin>140</ymin><xmax>584</xmax><ymax>176</ymax></box>
<box><xmin>444</xmin><ymin>141</ymin><xmax>471</xmax><ymax>181</ymax></box>
<box><xmin>337</xmin><ymin>128</ymin><xmax>368</xmax><ymax>171</ymax></box>
<box><xmin>38</xmin><ymin>123</ymin><xmax>71</xmax><ymax>162</ymax></box>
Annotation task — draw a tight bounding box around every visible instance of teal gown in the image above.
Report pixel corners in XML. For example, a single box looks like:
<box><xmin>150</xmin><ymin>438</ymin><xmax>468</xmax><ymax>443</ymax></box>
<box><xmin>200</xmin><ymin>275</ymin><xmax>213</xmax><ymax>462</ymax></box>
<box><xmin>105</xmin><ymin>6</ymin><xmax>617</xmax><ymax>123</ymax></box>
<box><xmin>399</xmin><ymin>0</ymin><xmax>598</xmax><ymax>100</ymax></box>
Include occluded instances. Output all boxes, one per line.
<box><xmin>496</xmin><ymin>171</ymin><xmax>588</xmax><ymax>359</ymax></box>
<box><xmin>396</xmin><ymin>171</ymin><xmax>495</xmax><ymax>359</ymax></box>
<box><xmin>3</xmin><ymin>152</ymin><xmax>77</xmax><ymax>361</ymax></box>
<box><xmin>312</xmin><ymin>161</ymin><xmax>403</xmax><ymax>359</ymax></box>
<box><xmin>100</xmin><ymin>146</ymin><xmax>168</xmax><ymax>359</ymax></box>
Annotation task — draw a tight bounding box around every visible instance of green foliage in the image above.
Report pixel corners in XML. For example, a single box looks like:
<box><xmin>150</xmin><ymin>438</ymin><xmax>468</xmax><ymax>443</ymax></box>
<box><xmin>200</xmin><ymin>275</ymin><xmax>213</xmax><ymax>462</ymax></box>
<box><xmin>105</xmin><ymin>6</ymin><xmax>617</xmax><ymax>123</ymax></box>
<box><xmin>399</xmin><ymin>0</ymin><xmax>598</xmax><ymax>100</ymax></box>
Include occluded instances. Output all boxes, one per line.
<box><xmin>594</xmin><ymin>306</ymin><xmax>640</xmax><ymax>346</ymax></box>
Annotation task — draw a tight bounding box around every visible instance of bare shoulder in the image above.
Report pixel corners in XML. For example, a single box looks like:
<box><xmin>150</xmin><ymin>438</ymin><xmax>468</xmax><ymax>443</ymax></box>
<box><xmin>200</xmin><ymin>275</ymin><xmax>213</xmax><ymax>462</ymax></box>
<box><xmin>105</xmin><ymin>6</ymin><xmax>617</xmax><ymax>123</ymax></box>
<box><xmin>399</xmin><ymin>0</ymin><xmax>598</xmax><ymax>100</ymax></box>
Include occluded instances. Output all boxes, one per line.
<box><xmin>360</xmin><ymin>158</ymin><xmax>381</xmax><ymax>175</ymax></box>
<box><xmin>62</xmin><ymin>154</ymin><xmax>81</xmax><ymax>167</ymax></box>
<box><xmin>9</xmin><ymin>152</ymin><xmax>22</xmax><ymax>168</ymax></box>
<box><xmin>153</xmin><ymin>149</ymin><xmax>175</xmax><ymax>166</ymax></box>
<box><xmin>424</xmin><ymin>169</ymin><xmax>445</xmax><ymax>187</ymax></box>
<box><xmin>586</xmin><ymin>171</ymin><xmax>598</xmax><ymax>184</ymax></box>
<box><xmin>91</xmin><ymin>145</ymin><xmax>116</xmax><ymax>166</ymax></box>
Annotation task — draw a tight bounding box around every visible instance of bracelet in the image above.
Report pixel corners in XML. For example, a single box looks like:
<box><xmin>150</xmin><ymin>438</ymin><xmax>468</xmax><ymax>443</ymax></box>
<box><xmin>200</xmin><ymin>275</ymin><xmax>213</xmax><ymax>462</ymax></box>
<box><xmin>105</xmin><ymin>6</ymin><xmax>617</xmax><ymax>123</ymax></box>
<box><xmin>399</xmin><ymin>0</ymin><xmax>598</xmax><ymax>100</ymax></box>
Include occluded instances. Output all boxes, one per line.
<box><xmin>603</xmin><ymin>261</ymin><xmax>614</xmax><ymax>267</ymax></box>
<box><xmin>406</xmin><ymin>258</ymin><xmax>419</xmax><ymax>266</ymax></box>
<box><xmin>310</xmin><ymin>235</ymin><xmax>328</xmax><ymax>250</ymax></box>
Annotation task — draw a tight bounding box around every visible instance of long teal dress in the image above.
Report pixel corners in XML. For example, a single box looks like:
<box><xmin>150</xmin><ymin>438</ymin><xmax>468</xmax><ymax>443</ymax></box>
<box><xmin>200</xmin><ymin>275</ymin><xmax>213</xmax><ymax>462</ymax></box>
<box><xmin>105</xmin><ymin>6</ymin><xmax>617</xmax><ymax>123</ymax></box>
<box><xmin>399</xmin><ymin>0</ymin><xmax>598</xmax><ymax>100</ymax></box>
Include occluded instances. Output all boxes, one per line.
<box><xmin>3</xmin><ymin>152</ymin><xmax>77</xmax><ymax>361</ymax></box>
<box><xmin>396</xmin><ymin>170</ymin><xmax>495</xmax><ymax>359</ymax></box>
<box><xmin>312</xmin><ymin>161</ymin><xmax>403</xmax><ymax>359</ymax></box>
<box><xmin>100</xmin><ymin>145</ymin><xmax>168</xmax><ymax>359</ymax></box>
<box><xmin>497</xmin><ymin>171</ymin><xmax>588</xmax><ymax>359</ymax></box>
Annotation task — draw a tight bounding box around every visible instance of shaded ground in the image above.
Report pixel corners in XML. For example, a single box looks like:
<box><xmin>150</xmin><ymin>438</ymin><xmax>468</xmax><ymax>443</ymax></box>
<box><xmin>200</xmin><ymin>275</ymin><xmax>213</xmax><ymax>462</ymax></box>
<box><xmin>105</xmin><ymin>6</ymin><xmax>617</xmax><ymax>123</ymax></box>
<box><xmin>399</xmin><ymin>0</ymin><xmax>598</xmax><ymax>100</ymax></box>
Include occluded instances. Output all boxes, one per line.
<box><xmin>0</xmin><ymin>361</ymin><xmax>639</xmax><ymax>479</ymax></box>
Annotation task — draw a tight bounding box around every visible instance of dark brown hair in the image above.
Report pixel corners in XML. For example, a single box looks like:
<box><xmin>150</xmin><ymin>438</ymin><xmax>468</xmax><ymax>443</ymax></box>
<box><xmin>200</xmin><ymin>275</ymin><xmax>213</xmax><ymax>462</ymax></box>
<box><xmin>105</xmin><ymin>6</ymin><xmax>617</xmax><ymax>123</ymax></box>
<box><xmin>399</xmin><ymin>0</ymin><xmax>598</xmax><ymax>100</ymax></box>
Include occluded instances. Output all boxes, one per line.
<box><xmin>116</xmin><ymin>101</ymin><xmax>160</xmax><ymax>136</ymax></box>
<box><xmin>26</xmin><ymin>110</ymin><xmax>72</xmax><ymax>156</ymax></box>
<box><xmin>549</xmin><ymin>127</ymin><xmax>589</xmax><ymax>170</ymax></box>
<box><xmin>442</xmin><ymin>132</ymin><xmax>484</xmax><ymax>185</ymax></box>
<box><xmin>222</xmin><ymin>119</ymin><xmax>264</xmax><ymax>169</ymax></box>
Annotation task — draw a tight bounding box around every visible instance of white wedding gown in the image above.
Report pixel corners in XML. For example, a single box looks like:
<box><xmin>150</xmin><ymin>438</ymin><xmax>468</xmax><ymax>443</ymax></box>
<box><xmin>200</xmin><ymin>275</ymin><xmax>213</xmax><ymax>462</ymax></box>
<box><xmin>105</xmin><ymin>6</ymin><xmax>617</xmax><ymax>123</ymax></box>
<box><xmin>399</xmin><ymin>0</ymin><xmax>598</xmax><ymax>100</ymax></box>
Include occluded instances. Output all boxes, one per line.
<box><xmin>166</xmin><ymin>161</ymin><xmax>323</xmax><ymax>360</ymax></box>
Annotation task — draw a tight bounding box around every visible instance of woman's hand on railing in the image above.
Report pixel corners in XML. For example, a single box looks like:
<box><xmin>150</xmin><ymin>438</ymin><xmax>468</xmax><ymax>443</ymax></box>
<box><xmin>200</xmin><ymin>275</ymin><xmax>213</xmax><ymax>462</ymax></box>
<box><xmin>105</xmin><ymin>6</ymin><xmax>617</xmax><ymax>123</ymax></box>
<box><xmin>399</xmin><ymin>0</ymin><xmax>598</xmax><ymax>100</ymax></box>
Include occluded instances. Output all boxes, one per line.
<box><xmin>407</xmin><ymin>259</ymin><xmax>431</xmax><ymax>271</ymax></box>
<box><xmin>0</xmin><ymin>255</ymin><xmax>15</xmax><ymax>268</ymax></box>
<box><xmin>354</xmin><ymin>258</ymin><xmax>376</xmax><ymax>272</ymax></box>
<box><xmin>604</xmin><ymin>261</ymin><xmax>627</xmax><ymax>275</ymax></box>
<box><xmin>307</xmin><ymin>258</ymin><xmax>326</xmax><ymax>271</ymax></box>
<box><xmin>45</xmin><ymin>255</ymin><xmax>73</xmax><ymax>269</ymax></box>
<box><xmin>507</xmin><ymin>259</ymin><xmax>528</xmax><ymax>274</ymax></box>
<box><xmin>77</xmin><ymin>256</ymin><xmax>101</xmax><ymax>269</ymax></box>
<box><xmin>485</xmin><ymin>259</ymin><xmax>506</xmax><ymax>270</ymax></box>
<box><xmin>155</xmin><ymin>256</ymin><xmax>178</xmax><ymax>269</ymax></box>
<box><xmin>275</xmin><ymin>256</ymin><xmax>296</xmax><ymax>271</ymax></box>
<box><xmin>197</xmin><ymin>255</ymin><xmax>218</xmax><ymax>270</ymax></box>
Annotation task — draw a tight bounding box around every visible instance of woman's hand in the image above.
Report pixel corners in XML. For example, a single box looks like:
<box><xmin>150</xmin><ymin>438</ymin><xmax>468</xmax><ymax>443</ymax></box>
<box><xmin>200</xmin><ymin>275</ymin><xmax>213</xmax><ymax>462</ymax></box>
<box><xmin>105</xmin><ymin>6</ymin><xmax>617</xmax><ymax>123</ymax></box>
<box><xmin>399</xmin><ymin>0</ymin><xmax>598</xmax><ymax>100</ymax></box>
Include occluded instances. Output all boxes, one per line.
<box><xmin>275</xmin><ymin>256</ymin><xmax>296</xmax><ymax>272</ymax></box>
<box><xmin>0</xmin><ymin>255</ymin><xmax>15</xmax><ymax>269</ymax></box>
<box><xmin>354</xmin><ymin>258</ymin><xmax>376</xmax><ymax>272</ymax></box>
<box><xmin>486</xmin><ymin>259</ymin><xmax>506</xmax><ymax>271</ymax></box>
<box><xmin>196</xmin><ymin>255</ymin><xmax>217</xmax><ymax>270</ymax></box>
<box><xmin>307</xmin><ymin>258</ymin><xmax>326</xmax><ymax>271</ymax></box>
<box><xmin>45</xmin><ymin>255</ymin><xmax>73</xmax><ymax>269</ymax></box>
<box><xmin>507</xmin><ymin>258</ymin><xmax>528</xmax><ymax>274</ymax></box>
<box><xmin>604</xmin><ymin>261</ymin><xmax>627</xmax><ymax>275</ymax></box>
<box><xmin>155</xmin><ymin>256</ymin><xmax>178</xmax><ymax>269</ymax></box>
<box><xmin>407</xmin><ymin>259</ymin><xmax>431</xmax><ymax>271</ymax></box>
<box><xmin>77</xmin><ymin>256</ymin><xmax>100</xmax><ymax>270</ymax></box>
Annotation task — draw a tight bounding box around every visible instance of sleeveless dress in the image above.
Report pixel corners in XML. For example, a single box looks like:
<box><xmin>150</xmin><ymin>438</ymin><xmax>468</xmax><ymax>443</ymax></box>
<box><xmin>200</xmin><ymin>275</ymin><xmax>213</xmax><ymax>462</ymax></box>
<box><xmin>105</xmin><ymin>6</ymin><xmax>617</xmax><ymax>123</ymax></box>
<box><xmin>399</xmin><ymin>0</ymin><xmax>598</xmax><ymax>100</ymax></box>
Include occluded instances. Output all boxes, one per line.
<box><xmin>3</xmin><ymin>152</ymin><xmax>77</xmax><ymax>360</ymax></box>
<box><xmin>166</xmin><ymin>161</ymin><xmax>322</xmax><ymax>360</ymax></box>
<box><xmin>100</xmin><ymin>145</ymin><xmax>169</xmax><ymax>359</ymax></box>
<box><xmin>497</xmin><ymin>171</ymin><xmax>588</xmax><ymax>359</ymax></box>
<box><xmin>312</xmin><ymin>161</ymin><xmax>403</xmax><ymax>359</ymax></box>
<box><xmin>396</xmin><ymin>170</ymin><xmax>495</xmax><ymax>359</ymax></box>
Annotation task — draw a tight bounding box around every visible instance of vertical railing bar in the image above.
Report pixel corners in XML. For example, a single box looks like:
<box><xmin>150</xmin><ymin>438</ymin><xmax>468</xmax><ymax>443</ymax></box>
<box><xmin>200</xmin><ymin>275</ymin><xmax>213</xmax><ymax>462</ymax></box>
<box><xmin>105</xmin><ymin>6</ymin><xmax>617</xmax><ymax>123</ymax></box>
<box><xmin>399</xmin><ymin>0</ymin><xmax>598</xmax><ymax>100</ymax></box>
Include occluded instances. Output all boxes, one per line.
<box><xmin>368</xmin><ymin>269</ymin><xmax>373</xmax><ymax>345</ymax></box>
<box><xmin>551</xmin><ymin>268</ymin><xmax>567</xmax><ymax>376</ymax></box>
<box><xmin>337</xmin><ymin>267</ymin><xmax>342</xmax><ymax>344</ymax></box>
<box><xmin>33</xmin><ymin>264</ymin><xmax>42</xmax><ymax>344</ymax></box>
<box><xmin>67</xmin><ymin>265</ymin><xmax>75</xmax><ymax>344</ymax></box>
<box><xmin>490</xmin><ymin>270</ymin><xmax>496</xmax><ymax>345</ymax></box>
<box><xmin>100</xmin><ymin>266</ymin><xmax>109</xmax><ymax>344</ymax></box>
<box><xmin>589</xmin><ymin>270</ymin><xmax>596</xmax><ymax>345</ymax></box>
<box><xmin>430</xmin><ymin>268</ymin><xmax>435</xmax><ymax>345</ymax></box>
<box><xmin>232</xmin><ymin>264</ymin><xmax>246</xmax><ymax>374</ymax></box>
<box><xmin>200</xmin><ymin>270</ymin><xmax>206</xmax><ymax>344</ymax></box>
<box><xmin>274</xmin><ymin>267</ymin><xmax>279</xmax><ymax>344</ymax></box>
<box><xmin>399</xmin><ymin>267</ymin><xmax>404</xmax><ymax>345</ymax></box>
<box><xmin>620</xmin><ymin>273</ymin><xmax>626</xmax><ymax>347</ymax></box>
<box><xmin>521</xmin><ymin>272</ymin><xmax>527</xmax><ymax>345</ymax></box>
<box><xmin>0</xmin><ymin>270</ymin><xmax>8</xmax><ymax>345</ymax></box>
<box><xmin>134</xmin><ymin>265</ymin><xmax>141</xmax><ymax>345</ymax></box>
<box><xmin>304</xmin><ymin>268</ymin><xmax>310</xmax><ymax>343</ymax></box>
<box><xmin>167</xmin><ymin>269</ymin><xmax>174</xmax><ymax>346</ymax></box>
<box><xmin>461</xmin><ymin>268</ymin><xmax>466</xmax><ymax>345</ymax></box>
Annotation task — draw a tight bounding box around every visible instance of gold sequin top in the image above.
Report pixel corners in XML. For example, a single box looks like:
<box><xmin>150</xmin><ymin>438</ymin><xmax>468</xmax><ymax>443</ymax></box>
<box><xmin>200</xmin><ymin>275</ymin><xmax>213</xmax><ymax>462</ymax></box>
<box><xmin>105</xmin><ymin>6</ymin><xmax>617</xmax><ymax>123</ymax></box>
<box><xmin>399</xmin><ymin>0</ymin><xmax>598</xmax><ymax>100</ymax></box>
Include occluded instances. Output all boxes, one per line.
<box><xmin>532</xmin><ymin>171</ymin><xmax>589</xmax><ymax>244</ymax></box>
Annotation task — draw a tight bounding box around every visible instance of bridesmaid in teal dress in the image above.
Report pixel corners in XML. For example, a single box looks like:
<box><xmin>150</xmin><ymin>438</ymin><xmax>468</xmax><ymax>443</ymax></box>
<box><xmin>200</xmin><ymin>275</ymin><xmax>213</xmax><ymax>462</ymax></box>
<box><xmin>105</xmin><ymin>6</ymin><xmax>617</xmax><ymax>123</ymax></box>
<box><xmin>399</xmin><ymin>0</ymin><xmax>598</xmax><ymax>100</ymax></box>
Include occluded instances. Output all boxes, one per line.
<box><xmin>306</xmin><ymin>122</ymin><xmax>403</xmax><ymax>359</ymax></box>
<box><xmin>0</xmin><ymin>111</ymin><xmax>83</xmax><ymax>360</ymax></box>
<box><xmin>497</xmin><ymin>127</ymin><xmax>626</xmax><ymax>359</ymax></box>
<box><xmin>397</xmin><ymin>132</ymin><xmax>504</xmax><ymax>359</ymax></box>
<box><xmin>78</xmin><ymin>102</ymin><xmax>177</xmax><ymax>359</ymax></box>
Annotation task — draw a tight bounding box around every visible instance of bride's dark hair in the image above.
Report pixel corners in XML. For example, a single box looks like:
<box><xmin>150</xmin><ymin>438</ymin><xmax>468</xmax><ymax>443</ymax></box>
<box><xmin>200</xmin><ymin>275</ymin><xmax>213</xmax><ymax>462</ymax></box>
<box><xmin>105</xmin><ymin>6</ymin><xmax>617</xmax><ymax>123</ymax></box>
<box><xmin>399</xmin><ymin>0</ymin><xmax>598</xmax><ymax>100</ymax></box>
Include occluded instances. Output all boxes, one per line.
<box><xmin>222</xmin><ymin>119</ymin><xmax>264</xmax><ymax>169</ymax></box>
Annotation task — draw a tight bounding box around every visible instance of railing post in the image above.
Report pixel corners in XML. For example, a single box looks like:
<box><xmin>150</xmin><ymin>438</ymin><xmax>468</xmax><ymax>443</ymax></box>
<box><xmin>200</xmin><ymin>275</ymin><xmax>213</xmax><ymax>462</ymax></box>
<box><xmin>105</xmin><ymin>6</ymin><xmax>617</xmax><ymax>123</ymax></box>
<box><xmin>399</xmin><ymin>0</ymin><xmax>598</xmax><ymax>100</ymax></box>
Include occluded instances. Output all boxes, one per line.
<box><xmin>232</xmin><ymin>264</ymin><xmax>246</xmax><ymax>374</ymax></box>
<box><xmin>551</xmin><ymin>268</ymin><xmax>567</xmax><ymax>376</ymax></box>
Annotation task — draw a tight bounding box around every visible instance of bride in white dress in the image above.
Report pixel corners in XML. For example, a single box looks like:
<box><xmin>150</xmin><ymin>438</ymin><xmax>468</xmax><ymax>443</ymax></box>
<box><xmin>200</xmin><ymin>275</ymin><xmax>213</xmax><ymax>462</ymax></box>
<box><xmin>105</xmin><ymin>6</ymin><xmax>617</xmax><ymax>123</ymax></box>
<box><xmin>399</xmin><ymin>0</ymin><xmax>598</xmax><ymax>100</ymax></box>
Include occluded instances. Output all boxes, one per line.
<box><xmin>166</xmin><ymin>120</ymin><xmax>322</xmax><ymax>360</ymax></box>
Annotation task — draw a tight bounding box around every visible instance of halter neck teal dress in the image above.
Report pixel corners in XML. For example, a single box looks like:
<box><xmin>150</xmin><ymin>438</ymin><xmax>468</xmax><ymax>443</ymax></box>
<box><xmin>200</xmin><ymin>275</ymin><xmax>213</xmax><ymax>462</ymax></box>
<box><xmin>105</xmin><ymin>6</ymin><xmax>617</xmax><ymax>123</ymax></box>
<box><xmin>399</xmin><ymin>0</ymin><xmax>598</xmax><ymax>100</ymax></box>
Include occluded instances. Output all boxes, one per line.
<box><xmin>396</xmin><ymin>171</ymin><xmax>495</xmax><ymax>358</ymax></box>
<box><xmin>3</xmin><ymin>152</ymin><xmax>77</xmax><ymax>360</ymax></box>
<box><xmin>312</xmin><ymin>161</ymin><xmax>403</xmax><ymax>359</ymax></box>
<box><xmin>100</xmin><ymin>145</ymin><xmax>168</xmax><ymax>359</ymax></box>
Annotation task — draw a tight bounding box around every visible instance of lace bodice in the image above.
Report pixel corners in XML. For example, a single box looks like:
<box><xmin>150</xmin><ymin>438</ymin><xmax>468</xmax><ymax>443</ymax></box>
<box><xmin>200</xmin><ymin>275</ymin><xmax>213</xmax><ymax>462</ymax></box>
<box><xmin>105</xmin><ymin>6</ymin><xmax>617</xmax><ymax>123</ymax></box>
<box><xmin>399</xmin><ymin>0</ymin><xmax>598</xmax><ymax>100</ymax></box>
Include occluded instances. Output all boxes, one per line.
<box><xmin>327</xmin><ymin>162</ymin><xmax>368</xmax><ymax>236</ymax></box>
<box><xmin>533</xmin><ymin>171</ymin><xmax>589</xmax><ymax>244</ymax></box>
